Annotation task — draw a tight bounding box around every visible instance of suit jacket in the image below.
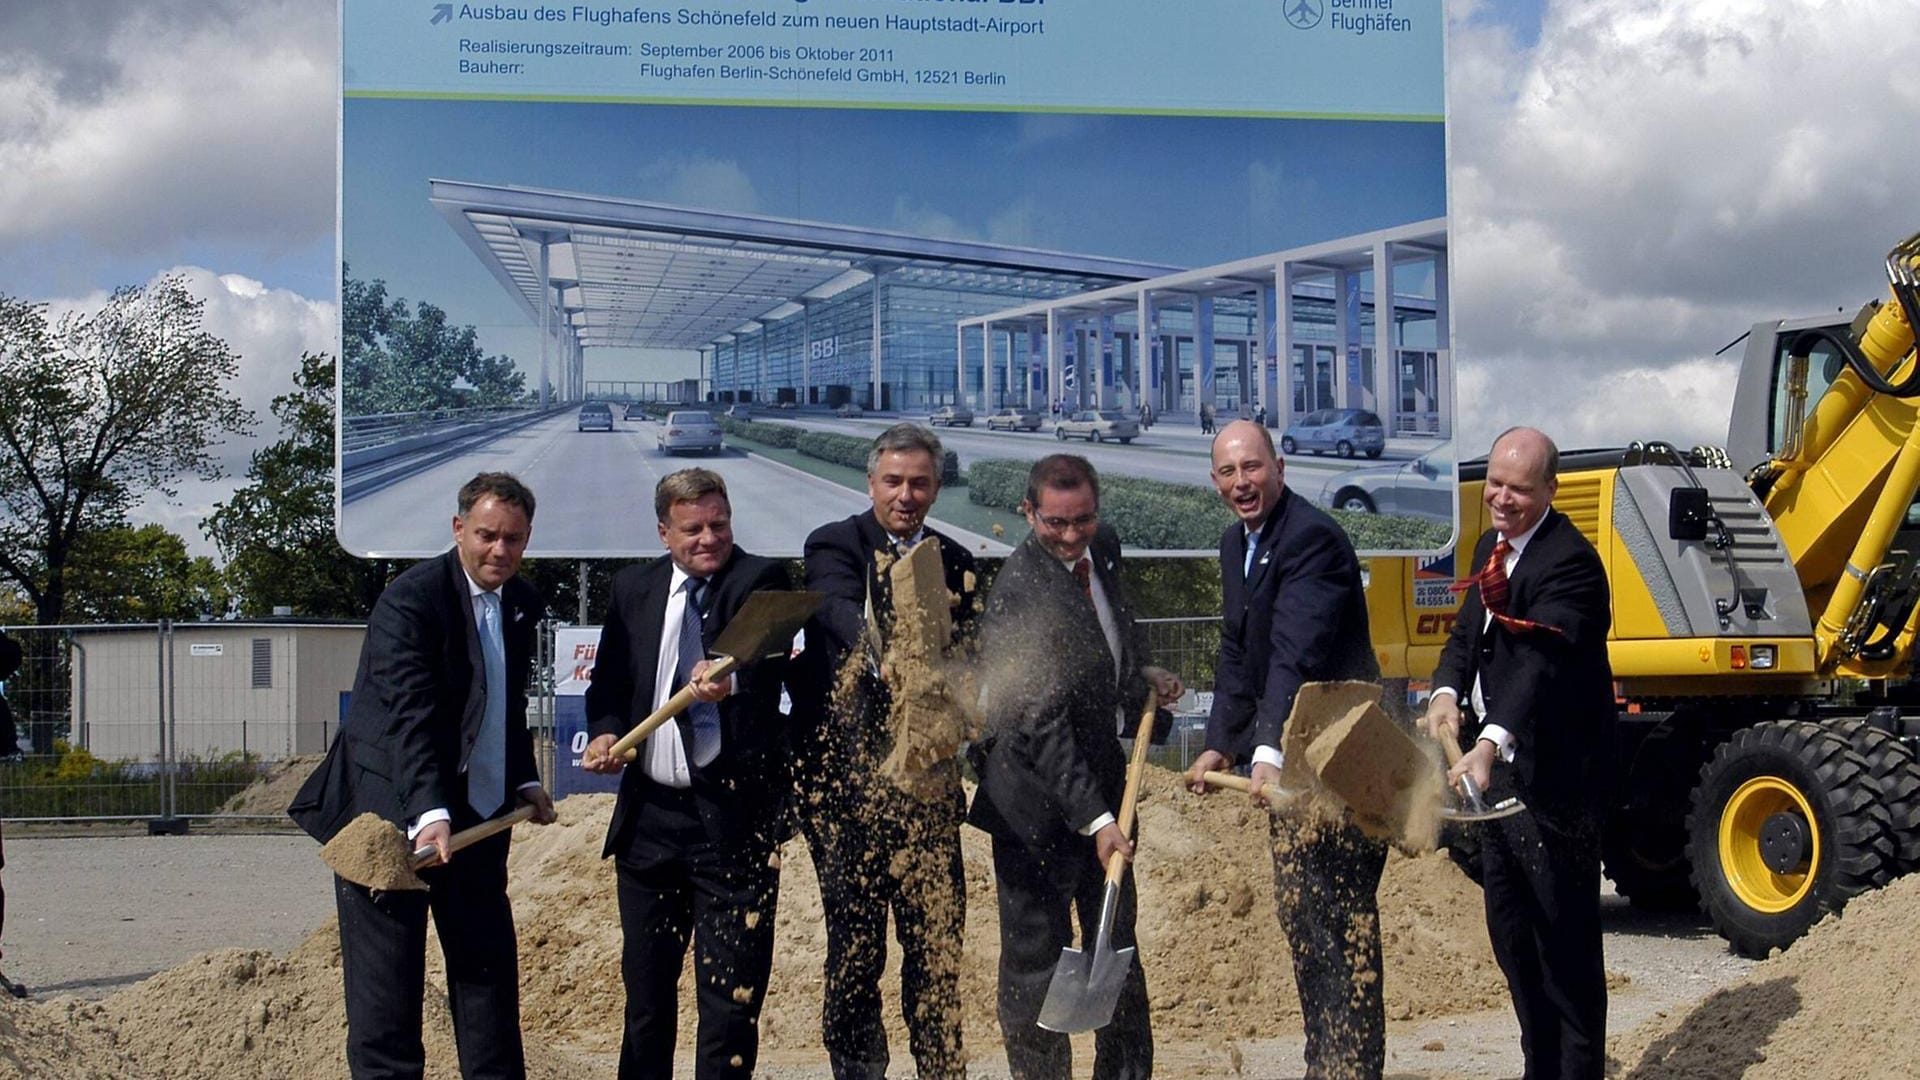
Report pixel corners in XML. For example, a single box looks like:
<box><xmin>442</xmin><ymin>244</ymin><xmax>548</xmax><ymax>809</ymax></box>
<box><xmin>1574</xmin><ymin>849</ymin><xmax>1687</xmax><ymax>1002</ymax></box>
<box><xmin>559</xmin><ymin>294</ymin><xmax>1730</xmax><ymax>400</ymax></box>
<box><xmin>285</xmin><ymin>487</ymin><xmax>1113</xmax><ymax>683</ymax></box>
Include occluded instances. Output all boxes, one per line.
<box><xmin>1431</xmin><ymin>508</ymin><xmax>1616</xmax><ymax>823</ymax></box>
<box><xmin>584</xmin><ymin>548</ymin><xmax>793</xmax><ymax>855</ymax></box>
<box><xmin>1208</xmin><ymin>487</ymin><xmax>1378</xmax><ymax>761</ymax></box>
<box><xmin>789</xmin><ymin>510</ymin><xmax>980</xmax><ymax>772</ymax></box>
<box><xmin>291</xmin><ymin>550</ymin><xmax>545</xmax><ymax>843</ymax></box>
<box><xmin>968</xmin><ymin>526</ymin><xmax>1168</xmax><ymax>860</ymax></box>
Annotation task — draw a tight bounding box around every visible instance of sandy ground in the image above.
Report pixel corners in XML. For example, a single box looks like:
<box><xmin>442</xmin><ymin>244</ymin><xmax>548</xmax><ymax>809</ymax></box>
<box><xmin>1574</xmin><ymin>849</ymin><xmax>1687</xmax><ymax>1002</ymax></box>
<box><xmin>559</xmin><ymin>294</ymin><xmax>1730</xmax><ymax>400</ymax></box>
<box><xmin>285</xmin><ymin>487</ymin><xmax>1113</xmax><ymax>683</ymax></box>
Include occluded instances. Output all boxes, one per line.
<box><xmin>0</xmin><ymin>822</ymin><xmax>1757</xmax><ymax>1078</ymax></box>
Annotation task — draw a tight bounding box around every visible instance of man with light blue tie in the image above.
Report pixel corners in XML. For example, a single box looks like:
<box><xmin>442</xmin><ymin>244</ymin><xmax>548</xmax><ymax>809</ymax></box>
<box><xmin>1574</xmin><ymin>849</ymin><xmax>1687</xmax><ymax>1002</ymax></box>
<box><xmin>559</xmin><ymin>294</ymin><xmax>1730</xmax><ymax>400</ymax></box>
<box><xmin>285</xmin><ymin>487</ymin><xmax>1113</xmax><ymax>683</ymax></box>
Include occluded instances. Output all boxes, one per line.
<box><xmin>290</xmin><ymin>471</ymin><xmax>556</xmax><ymax>1080</ymax></box>
<box><xmin>582</xmin><ymin>467</ymin><xmax>794</xmax><ymax>1080</ymax></box>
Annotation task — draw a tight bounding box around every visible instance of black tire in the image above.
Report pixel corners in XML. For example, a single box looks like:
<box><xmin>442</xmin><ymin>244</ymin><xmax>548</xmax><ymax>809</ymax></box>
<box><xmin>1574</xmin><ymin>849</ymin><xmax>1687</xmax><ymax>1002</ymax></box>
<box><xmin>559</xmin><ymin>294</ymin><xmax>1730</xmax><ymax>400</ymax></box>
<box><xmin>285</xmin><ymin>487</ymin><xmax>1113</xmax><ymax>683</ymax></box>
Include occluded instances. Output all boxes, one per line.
<box><xmin>1056</xmin><ymin>428</ymin><xmax>1067</xmax><ymax>440</ymax></box>
<box><xmin>1336</xmin><ymin>439</ymin><xmax>1355</xmax><ymax>459</ymax></box>
<box><xmin>1280</xmin><ymin>436</ymin><xmax>1296</xmax><ymax>454</ymax></box>
<box><xmin>1333</xmin><ymin>489</ymin><xmax>1375</xmax><ymax>513</ymax></box>
<box><xmin>1604</xmin><ymin>812</ymin><xmax>1700</xmax><ymax>913</ymax></box>
<box><xmin>1093</xmin><ymin>431</ymin><xmax>1104</xmax><ymax>443</ymax></box>
<box><xmin>1686</xmin><ymin>720</ymin><xmax>1892</xmax><ymax>958</ymax></box>
<box><xmin>1119</xmin><ymin>437</ymin><xmax>1133</xmax><ymax>445</ymax></box>
<box><xmin>1827</xmin><ymin>716</ymin><xmax>1920</xmax><ymax>877</ymax></box>
<box><xmin>1365</xmin><ymin>448</ymin><xmax>1383</xmax><ymax>459</ymax></box>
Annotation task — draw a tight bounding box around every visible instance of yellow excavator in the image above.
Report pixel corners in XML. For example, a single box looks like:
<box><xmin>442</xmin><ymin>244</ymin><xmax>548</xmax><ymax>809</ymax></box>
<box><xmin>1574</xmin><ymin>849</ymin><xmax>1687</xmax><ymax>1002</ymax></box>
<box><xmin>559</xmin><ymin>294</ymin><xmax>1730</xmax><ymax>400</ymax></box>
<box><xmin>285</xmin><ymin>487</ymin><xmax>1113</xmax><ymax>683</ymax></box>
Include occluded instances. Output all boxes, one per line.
<box><xmin>1368</xmin><ymin>231</ymin><xmax>1920</xmax><ymax>957</ymax></box>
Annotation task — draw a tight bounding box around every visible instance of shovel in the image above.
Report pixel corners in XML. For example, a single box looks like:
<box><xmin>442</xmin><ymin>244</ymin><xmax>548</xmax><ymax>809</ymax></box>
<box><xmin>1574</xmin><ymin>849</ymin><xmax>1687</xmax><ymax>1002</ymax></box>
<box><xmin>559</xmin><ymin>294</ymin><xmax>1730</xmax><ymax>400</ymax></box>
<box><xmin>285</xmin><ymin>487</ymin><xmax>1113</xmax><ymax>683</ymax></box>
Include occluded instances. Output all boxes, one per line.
<box><xmin>1037</xmin><ymin>689</ymin><xmax>1159</xmax><ymax>1034</ymax></box>
<box><xmin>1437</xmin><ymin>733</ymin><xmax>1526</xmax><ymax>823</ymax></box>
<box><xmin>607</xmin><ymin>589</ymin><xmax>823</xmax><ymax>762</ymax></box>
<box><xmin>321</xmin><ymin>804</ymin><xmax>538</xmax><ymax>892</ymax></box>
<box><xmin>1198</xmin><ymin>769</ymin><xmax>1308</xmax><ymax>811</ymax></box>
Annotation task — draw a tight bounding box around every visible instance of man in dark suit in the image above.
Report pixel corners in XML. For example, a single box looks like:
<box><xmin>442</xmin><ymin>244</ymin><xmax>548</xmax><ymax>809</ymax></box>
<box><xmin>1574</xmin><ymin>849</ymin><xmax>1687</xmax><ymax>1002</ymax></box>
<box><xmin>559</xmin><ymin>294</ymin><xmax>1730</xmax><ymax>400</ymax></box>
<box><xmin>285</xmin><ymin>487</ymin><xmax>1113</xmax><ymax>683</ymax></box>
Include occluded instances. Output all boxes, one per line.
<box><xmin>1184</xmin><ymin>419</ymin><xmax>1387</xmax><ymax>1080</ymax></box>
<box><xmin>789</xmin><ymin>423</ymin><xmax>978</xmax><ymax>1080</ymax></box>
<box><xmin>290</xmin><ymin>472</ymin><xmax>556</xmax><ymax>1080</ymax></box>
<box><xmin>969</xmin><ymin>454</ymin><xmax>1181</xmax><ymax>1080</ymax></box>
<box><xmin>579</xmin><ymin>468</ymin><xmax>792</xmax><ymax>1080</ymax></box>
<box><xmin>1424</xmin><ymin>426</ymin><xmax>1614</xmax><ymax>1080</ymax></box>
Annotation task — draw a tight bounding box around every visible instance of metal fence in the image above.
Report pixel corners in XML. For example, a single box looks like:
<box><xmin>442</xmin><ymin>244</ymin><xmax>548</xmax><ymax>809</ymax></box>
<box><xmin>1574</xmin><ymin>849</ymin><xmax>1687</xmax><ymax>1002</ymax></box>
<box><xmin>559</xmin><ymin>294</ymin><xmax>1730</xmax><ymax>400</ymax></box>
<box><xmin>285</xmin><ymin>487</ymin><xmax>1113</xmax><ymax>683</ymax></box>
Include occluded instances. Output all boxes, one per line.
<box><xmin>0</xmin><ymin>614</ymin><xmax>1226</xmax><ymax>824</ymax></box>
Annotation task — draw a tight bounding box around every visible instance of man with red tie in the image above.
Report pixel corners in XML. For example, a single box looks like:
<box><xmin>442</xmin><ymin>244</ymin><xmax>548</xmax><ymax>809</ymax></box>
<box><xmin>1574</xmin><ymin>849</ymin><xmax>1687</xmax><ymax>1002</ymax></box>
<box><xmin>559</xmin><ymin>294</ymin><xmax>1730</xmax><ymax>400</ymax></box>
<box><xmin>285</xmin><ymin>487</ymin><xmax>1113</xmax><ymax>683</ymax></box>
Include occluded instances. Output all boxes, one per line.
<box><xmin>1424</xmin><ymin>426</ymin><xmax>1616</xmax><ymax>1080</ymax></box>
<box><xmin>969</xmin><ymin>453</ymin><xmax>1181</xmax><ymax>1080</ymax></box>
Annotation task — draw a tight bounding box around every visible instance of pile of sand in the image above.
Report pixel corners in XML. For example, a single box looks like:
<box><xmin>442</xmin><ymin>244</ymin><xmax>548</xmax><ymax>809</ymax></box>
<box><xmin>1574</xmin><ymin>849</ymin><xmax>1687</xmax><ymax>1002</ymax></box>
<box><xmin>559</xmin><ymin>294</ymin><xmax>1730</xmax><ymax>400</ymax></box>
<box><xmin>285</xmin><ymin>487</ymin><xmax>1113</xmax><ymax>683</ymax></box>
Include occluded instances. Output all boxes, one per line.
<box><xmin>56</xmin><ymin>922</ymin><xmax>580</xmax><ymax>1079</ymax></box>
<box><xmin>510</xmin><ymin>766</ymin><xmax>1506</xmax><ymax>1060</ymax></box>
<box><xmin>1611</xmin><ymin>872</ymin><xmax>1920</xmax><ymax>1078</ymax></box>
<box><xmin>216</xmin><ymin>754</ymin><xmax>324</xmax><ymax>817</ymax></box>
<box><xmin>0</xmin><ymin>764</ymin><xmax>1502</xmax><ymax>1076</ymax></box>
<box><xmin>0</xmin><ymin>993</ymin><xmax>139</xmax><ymax>1079</ymax></box>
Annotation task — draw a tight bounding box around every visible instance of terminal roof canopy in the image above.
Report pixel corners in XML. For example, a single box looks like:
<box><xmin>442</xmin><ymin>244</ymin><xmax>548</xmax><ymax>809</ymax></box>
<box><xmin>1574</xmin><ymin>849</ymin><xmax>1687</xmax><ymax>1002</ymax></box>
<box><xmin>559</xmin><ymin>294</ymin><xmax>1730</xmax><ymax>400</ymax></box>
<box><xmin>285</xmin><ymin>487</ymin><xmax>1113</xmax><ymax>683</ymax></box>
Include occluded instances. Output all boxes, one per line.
<box><xmin>428</xmin><ymin>179</ymin><xmax>1180</xmax><ymax>352</ymax></box>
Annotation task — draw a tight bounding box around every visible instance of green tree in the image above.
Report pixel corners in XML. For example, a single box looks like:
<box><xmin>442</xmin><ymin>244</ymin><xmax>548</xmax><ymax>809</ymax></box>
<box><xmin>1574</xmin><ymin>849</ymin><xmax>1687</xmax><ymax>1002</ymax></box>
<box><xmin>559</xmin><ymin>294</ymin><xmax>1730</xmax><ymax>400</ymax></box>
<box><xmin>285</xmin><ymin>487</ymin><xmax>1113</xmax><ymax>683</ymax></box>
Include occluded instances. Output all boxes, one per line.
<box><xmin>341</xmin><ymin>267</ymin><xmax>526</xmax><ymax>415</ymax></box>
<box><xmin>205</xmin><ymin>352</ymin><xmax>400</xmax><ymax>617</ymax></box>
<box><xmin>63</xmin><ymin>524</ymin><xmax>230</xmax><ymax>621</ymax></box>
<box><xmin>0</xmin><ymin>277</ymin><xmax>254</xmax><ymax>624</ymax></box>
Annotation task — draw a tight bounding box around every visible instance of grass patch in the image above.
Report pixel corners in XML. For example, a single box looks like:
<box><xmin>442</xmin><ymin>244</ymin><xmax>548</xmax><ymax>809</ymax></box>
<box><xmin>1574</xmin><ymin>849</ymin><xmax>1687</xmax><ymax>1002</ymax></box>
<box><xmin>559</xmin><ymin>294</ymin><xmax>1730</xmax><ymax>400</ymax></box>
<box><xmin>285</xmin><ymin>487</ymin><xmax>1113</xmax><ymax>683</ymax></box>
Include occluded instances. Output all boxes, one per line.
<box><xmin>0</xmin><ymin>742</ymin><xmax>265</xmax><ymax>819</ymax></box>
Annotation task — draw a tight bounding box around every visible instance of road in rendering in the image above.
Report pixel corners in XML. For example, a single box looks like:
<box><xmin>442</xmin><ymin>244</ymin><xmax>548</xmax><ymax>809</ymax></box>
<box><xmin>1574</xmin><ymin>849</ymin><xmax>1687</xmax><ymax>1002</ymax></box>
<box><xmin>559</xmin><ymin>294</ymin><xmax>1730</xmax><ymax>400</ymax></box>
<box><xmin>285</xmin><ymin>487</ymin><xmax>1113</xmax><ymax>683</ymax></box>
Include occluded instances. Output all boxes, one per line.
<box><xmin>339</xmin><ymin>408</ymin><xmax>1423</xmax><ymax>556</ymax></box>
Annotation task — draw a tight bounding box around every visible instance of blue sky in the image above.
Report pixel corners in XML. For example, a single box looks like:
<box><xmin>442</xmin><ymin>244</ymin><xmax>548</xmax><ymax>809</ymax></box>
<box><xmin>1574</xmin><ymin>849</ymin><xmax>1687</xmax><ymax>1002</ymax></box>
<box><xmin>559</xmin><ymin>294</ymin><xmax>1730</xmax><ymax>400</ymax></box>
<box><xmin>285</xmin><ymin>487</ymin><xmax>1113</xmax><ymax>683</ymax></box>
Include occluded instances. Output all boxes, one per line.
<box><xmin>345</xmin><ymin>99</ymin><xmax>1445</xmax><ymax>372</ymax></box>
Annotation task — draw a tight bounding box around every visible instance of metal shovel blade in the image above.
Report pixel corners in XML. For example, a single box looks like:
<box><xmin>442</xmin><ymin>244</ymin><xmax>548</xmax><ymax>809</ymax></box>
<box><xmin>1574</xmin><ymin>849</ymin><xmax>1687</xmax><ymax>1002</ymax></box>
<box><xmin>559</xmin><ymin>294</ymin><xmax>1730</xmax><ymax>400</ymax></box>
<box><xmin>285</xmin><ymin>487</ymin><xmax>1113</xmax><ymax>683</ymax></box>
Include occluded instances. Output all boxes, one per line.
<box><xmin>1440</xmin><ymin>773</ymin><xmax>1527</xmax><ymax>823</ymax></box>
<box><xmin>1036</xmin><ymin>880</ymin><xmax>1135</xmax><ymax>1033</ymax></box>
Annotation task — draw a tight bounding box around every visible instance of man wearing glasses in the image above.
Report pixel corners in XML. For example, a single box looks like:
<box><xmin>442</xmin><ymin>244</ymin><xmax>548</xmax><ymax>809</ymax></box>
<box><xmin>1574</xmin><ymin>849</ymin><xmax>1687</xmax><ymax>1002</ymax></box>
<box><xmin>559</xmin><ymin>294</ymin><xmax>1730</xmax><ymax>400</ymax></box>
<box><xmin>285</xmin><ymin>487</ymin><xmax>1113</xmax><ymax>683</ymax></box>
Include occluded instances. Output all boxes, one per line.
<box><xmin>969</xmin><ymin>453</ymin><xmax>1182</xmax><ymax>1079</ymax></box>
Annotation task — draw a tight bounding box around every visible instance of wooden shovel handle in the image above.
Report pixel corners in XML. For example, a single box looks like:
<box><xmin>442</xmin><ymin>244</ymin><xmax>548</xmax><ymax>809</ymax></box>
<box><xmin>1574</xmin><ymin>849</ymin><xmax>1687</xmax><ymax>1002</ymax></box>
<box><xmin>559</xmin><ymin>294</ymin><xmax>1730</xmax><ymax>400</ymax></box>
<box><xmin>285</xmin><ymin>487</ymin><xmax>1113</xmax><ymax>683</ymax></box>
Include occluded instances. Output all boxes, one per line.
<box><xmin>1201</xmin><ymin>770</ymin><xmax>1253</xmax><ymax>794</ymax></box>
<box><xmin>608</xmin><ymin>654</ymin><xmax>742</xmax><ymax>761</ymax></box>
<box><xmin>410</xmin><ymin>803</ymin><xmax>537</xmax><ymax>869</ymax></box>
<box><xmin>1105</xmin><ymin>690</ymin><xmax>1160</xmax><ymax>887</ymax></box>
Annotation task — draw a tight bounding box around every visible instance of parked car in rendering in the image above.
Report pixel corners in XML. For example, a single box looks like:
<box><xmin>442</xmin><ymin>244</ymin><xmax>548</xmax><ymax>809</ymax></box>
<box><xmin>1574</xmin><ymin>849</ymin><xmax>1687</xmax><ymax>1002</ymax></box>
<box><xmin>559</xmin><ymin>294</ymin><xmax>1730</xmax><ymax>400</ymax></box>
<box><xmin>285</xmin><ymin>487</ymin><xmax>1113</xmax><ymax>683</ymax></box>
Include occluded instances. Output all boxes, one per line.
<box><xmin>657</xmin><ymin>410</ymin><xmax>724</xmax><ymax>455</ymax></box>
<box><xmin>983</xmin><ymin>407</ymin><xmax>1044</xmax><ymax>432</ymax></box>
<box><xmin>577</xmin><ymin>402</ymin><xmax>614</xmax><ymax>432</ymax></box>
<box><xmin>1317</xmin><ymin>444</ymin><xmax>1453</xmax><ymax>524</ymax></box>
<box><xmin>833</xmin><ymin>402</ymin><xmax>863</xmax><ymax>418</ymax></box>
<box><xmin>1054</xmin><ymin>410</ymin><xmax>1140</xmax><ymax>444</ymax></box>
<box><xmin>1280</xmin><ymin>408</ymin><xmax>1386</xmax><ymax>458</ymax></box>
<box><xmin>774</xmin><ymin>400</ymin><xmax>798</xmax><ymax>410</ymax></box>
<box><xmin>725</xmin><ymin>404</ymin><xmax>754</xmax><ymax>420</ymax></box>
<box><xmin>928</xmin><ymin>405</ymin><xmax>974</xmax><ymax>427</ymax></box>
<box><xmin>623</xmin><ymin>401</ymin><xmax>649</xmax><ymax>420</ymax></box>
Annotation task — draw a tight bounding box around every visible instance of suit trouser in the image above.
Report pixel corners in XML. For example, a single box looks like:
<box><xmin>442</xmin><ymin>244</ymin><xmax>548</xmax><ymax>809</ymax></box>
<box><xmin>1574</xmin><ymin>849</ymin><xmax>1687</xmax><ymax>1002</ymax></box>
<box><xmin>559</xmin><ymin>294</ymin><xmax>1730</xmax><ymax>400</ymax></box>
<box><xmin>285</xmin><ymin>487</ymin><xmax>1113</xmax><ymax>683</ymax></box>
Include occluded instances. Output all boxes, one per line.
<box><xmin>798</xmin><ymin>779</ymin><xmax>967</xmax><ymax>1080</ymax></box>
<box><xmin>613</xmin><ymin>783</ymin><xmax>779</xmax><ymax>1080</ymax></box>
<box><xmin>335</xmin><ymin>829</ymin><xmax>524</xmax><ymax>1080</ymax></box>
<box><xmin>990</xmin><ymin>834</ymin><xmax>1151</xmax><ymax>1080</ymax></box>
<box><xmin>1269</xmin><ymin>815</ymin><xmax>1387</xmax><ymax>1080</ymax></box>
<box><xmin>1481</xmin><ymin>809</ymin><xmax>1606</xmax><ymax>1080</ymax></box>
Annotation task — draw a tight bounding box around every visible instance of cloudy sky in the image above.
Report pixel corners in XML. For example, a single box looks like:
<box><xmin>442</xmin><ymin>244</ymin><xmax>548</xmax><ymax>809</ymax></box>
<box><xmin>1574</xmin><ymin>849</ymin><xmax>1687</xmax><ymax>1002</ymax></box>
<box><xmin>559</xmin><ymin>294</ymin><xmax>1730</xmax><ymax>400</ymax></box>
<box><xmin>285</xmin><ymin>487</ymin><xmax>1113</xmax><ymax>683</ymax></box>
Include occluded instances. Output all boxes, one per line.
<box><xmin>2</xmin><ymin>0</ymin><xmax>1917</xmax><ymax>552</ymax></box>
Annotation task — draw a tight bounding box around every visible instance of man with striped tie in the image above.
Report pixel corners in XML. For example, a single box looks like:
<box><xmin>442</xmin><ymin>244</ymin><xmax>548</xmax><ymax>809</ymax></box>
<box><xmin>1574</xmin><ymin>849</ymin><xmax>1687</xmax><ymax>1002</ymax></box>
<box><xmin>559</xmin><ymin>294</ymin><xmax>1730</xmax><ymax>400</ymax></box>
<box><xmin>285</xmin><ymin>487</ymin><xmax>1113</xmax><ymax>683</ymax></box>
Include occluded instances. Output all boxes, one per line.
<box><xmin>582</xmin><ymin>467</ymin><xmax>794</xmax><ymax>1080</ymax></box>
<box><xmin>1424</xmin><ymin>426</ymin><xmax>1615</xmax><ymax>1080</ymax></box>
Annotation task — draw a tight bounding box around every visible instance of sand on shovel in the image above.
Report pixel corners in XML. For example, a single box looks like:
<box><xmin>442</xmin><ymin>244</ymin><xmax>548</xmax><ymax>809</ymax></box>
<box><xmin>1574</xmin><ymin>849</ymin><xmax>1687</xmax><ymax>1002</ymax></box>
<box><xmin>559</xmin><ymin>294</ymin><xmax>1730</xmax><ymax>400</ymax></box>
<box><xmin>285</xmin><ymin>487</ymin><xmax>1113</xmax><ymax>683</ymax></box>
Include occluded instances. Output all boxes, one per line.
<box><xmin>877</xmin><ymin>537</ymin><xmax>979</xmax><ymax>794</ymax></box>
<box><xmin>1303</xmin><ymin>699</ymin><xmax>1445</xmax><ymax>851</ymax></box>
<box><xmin>319</xmin><ymin>812</ymin><xmax>427</xmax><ymax>892</ymax></box>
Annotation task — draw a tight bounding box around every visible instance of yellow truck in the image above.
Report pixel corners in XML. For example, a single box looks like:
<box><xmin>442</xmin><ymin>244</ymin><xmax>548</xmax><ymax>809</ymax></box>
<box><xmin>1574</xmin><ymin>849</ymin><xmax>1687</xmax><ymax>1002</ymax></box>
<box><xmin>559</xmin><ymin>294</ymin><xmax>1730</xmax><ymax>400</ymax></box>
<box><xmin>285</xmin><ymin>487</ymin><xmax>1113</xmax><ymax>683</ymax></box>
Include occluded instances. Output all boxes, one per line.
<box><xmin>1369</xmin><ymin>231</ymin><xmax>1920</xmax><ymax>957</ymax></box>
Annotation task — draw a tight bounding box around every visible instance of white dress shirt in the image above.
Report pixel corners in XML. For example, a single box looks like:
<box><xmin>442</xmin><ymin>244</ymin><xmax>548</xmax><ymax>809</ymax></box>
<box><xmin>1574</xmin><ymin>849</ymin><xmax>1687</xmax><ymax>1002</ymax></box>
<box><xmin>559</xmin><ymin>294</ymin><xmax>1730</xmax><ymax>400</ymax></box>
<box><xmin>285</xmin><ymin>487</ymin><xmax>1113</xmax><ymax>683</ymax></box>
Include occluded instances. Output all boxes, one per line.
<box><xmin>1430</xmin><ymin>514</ymin><xmax>1548</xmax><ymax>763</ymax></box>
<box><xmin>406</xmin><ymin>570</ymin><xmax>541</xmax><ymax>840</ymax></box>
<box><xmin>641</xmin><ymin>563</ymin><xmax>711</xmax><ymax>788</ymax></box>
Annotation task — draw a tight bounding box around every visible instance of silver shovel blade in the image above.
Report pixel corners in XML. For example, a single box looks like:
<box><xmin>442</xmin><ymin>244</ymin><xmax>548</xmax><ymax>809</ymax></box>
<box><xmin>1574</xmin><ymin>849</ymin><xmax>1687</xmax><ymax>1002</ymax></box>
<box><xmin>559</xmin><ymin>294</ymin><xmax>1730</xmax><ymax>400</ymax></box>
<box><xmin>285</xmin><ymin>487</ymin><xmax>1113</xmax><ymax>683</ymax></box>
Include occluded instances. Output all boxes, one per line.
<box><xmin>1441</xmin><ymin>773</ymin><xmax>1527</xmax><ymax>823</ymax></box>
<box><xmin>1036</xmin><ymin>879</ymin><xmax>1136</xmax><ymax>1033</ymax></box>
<box><xmin>1036</xmin><ymin>943</ymin><xmax>1136</xmax><ymax>1033</ymax></box>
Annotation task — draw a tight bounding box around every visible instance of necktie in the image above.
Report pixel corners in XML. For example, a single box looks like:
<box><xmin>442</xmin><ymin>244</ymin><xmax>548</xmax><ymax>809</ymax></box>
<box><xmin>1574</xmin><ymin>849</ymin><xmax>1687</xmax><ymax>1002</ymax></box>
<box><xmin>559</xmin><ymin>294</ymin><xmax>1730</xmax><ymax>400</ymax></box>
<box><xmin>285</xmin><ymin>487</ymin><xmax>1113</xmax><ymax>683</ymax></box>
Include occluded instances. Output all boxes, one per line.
<box><xmin>1454</xmin><ymin>538</ymin><xmax>1561</xmax><ymax>636</ymax></box>
<box><xmin>469</xmin><ymin>592</ymin><xmax>507</xmax><ymax>818</ymax></box>
<box><xmin>1073</xmin><ymin>557</ymin><xmax>1092</xmax><ymax>598</ymax></box>
<box><xmin>1243</xmin><ymin>529</ymin><xmax>1259</xmax><ymax>579</ymax></box>
<box><xmin>677</xmin><ymin>578</ymin><xmax>721</xmax><ymax>767</ymax></box>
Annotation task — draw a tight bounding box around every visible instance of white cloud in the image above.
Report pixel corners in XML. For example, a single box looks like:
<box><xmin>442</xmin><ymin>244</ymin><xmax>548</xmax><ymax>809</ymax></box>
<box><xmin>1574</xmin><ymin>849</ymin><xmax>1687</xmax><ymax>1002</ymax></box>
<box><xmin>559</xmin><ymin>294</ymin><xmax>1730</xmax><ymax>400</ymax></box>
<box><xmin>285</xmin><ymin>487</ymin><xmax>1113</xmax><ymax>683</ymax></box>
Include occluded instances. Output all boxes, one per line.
<box><xmin>0</xmin><ymin>1</ymin><xmax>334</xmax><ymax>257</ymax></box>
<box><xmin>633</xmin><ymin>153</ymin><xmax>762</xmax><ymax>213</ymax></box>
<box><xmin>1446</xmin><ymin>0</ymin><xmax>1920</xmax><ymax>450</ymax></box>
<box><xmin>890</xmin><ymin>195</ymin><xmax>980</xmax><ymax>243</ymax></box>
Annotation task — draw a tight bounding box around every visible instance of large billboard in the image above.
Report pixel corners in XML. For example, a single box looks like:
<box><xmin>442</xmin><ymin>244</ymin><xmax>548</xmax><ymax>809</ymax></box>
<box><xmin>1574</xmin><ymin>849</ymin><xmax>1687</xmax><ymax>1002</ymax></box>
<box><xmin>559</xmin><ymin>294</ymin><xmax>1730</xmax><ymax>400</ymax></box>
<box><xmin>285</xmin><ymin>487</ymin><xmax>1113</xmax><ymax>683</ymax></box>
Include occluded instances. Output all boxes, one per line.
<box><xmin>338</xmin><ymin>0</ymin><xmax>1455</xmax><ymax>557</ymax></box>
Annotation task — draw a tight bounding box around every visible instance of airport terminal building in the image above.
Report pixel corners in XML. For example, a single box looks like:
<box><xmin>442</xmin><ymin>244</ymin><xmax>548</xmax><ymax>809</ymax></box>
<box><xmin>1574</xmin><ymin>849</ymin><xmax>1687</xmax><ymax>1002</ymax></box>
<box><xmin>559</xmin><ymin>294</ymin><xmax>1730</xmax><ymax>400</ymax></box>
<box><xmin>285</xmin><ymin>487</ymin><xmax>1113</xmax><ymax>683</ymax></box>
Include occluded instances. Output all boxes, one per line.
<box><xmin>431</xmin><ymin>180</ymin><xmax>1449</xmax><ymax>436</ymax></box>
